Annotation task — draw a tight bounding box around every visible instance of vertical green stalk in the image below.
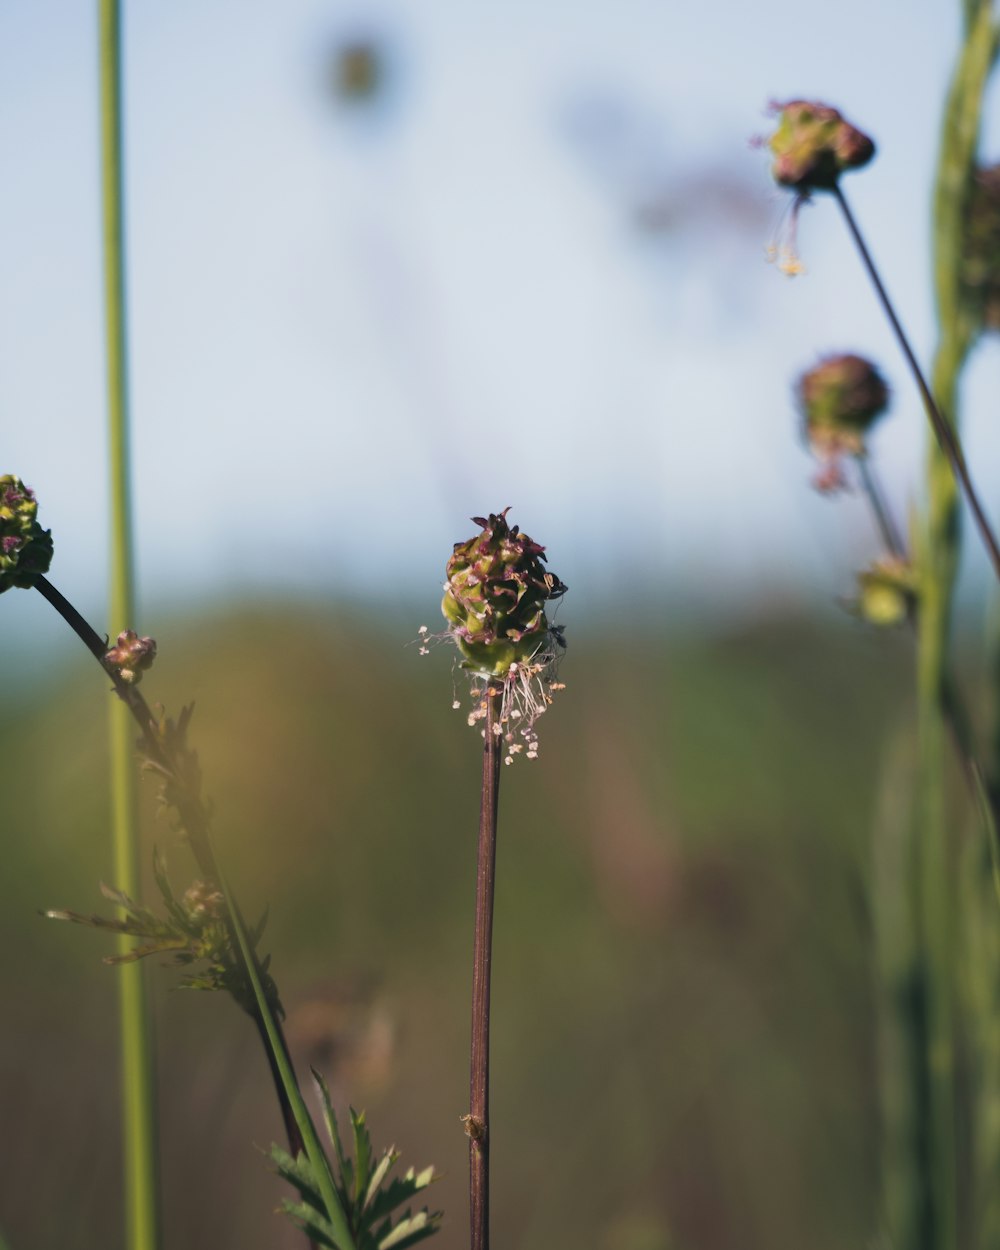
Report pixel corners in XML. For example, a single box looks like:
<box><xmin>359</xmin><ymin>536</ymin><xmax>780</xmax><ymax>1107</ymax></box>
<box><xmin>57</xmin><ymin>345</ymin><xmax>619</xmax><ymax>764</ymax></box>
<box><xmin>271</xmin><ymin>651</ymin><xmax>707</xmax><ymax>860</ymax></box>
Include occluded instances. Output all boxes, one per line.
<box><xmin>99</xmin><ymin>3</ymin><xmax>161</xmax><ymax>1247</ymax></box>
<box><xmin>919</xmin><ymin>6</ymin><xmax>997</xmax><ymax>1248</ymax></box>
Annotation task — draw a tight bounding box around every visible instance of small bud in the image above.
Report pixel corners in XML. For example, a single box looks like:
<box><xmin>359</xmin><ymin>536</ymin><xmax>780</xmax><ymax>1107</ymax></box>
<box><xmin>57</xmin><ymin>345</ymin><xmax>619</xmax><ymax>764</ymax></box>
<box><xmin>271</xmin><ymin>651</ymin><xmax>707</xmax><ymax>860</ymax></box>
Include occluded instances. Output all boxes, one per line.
<box><xmin>797</xmin><ymin>354</ymin><xmax>889</xmax><ymax>489</ymax></box>
<box><xmin>963</xmin><ymin>163</ymin><xmax>1000</xmax><ymax>332</ymax></box>
<box><xmin>0</xmin><ymin>475</ymin><xmax>53</xmax><ymax>593</ymax></box>
<box><xmin>768</xmin><ymin>100</ymin><xmax>875</xmax><ymax>193</ymax></box>
<box><xmin>105</xmin><ymin>629</ymin><xmax>157</xmax><ymax>685</ymax></box>
<box><xmin>855</xmin><ymin>557</ymin><xmax>917</xmax><ymax>627</ymax></box>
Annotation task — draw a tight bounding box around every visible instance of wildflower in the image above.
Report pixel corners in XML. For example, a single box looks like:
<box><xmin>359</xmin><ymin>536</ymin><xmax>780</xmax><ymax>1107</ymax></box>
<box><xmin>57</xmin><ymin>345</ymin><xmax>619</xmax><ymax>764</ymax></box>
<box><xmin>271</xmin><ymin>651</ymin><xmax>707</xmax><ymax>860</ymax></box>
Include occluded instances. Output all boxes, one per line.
<box><xmin>0</xmin><ymin>475</ymin><xmax>53</xmax><ymax>593</ymax></box>
<box><xmin>440</xmin><ymin>509</ymin><xmax>566</xmax><ymax>762</ymax></box>
<box><xmin>796</xmin><ymin>354</ymin><xmax>889</xmax><ymax>492</ymax></box>
<box><xmin>767</xmin><ymin>100</ymin><xmax>875</xmax><ymax>194</ymax></box>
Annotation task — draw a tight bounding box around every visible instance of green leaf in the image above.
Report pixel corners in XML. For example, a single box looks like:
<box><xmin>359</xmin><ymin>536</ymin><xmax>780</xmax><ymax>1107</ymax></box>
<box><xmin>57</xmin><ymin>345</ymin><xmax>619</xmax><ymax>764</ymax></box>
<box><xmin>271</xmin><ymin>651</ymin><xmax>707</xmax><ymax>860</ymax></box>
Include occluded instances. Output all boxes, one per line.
<box><xmin>269</xmin><ymin>1145</ymin><xmax>325</xmax><ymax>1207</ymax></box>
<box><xmin>351</xmin><ymin>1108</ymin><xmax>373</xmax><ymax>1207</ymax></box>
<box><xmin>378</xmin><ymin>1211</ymin><xmax>440</xmax><ymax>1250</ymax></box>
<box><xmin>278</xmin><ymin>1198</ymin><xmax>340</xmax><ymax>1249</ymax></box>
<box><xmin>363</xmin><ymin>1149</ymin><xmax>398</xmax><ymax>1212</ymax></box>
<box><xmin>366</xmin><ymin>1167</ymin><xmax>438</xmax><ymax>1226</ymax></box>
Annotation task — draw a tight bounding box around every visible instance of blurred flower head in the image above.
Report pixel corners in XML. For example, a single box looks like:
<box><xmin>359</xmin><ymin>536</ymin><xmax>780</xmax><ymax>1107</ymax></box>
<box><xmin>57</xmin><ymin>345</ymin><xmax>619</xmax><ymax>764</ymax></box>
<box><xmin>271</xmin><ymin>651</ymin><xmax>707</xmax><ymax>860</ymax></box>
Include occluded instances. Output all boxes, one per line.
<box><xmin>796</xmin><ymin>353</ymin><xmax>889</xmax><ymax>492</ymax></box>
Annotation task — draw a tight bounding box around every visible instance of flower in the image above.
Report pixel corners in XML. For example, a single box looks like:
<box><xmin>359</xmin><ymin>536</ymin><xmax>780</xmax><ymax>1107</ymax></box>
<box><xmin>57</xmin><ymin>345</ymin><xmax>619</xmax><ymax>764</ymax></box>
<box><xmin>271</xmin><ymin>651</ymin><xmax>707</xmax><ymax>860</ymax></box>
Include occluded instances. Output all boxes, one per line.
<box><xmin>768</xmin><ymin>100</ymin><xmax>875</xmax><ymax>194</ymax></box>
<box><xmin>435</xmin><ymin>509</ymin><xmax>566</xmax><ymax>762</ymax></box>
<box><xmin>0</xmin><ymin>475</ymin><xmax>53</xmax><ymax>593</ymax></box>
<box><xmin>796</xmin><ymin>354</ymin><xmax>889</xmax><ymax>492</ymax></box>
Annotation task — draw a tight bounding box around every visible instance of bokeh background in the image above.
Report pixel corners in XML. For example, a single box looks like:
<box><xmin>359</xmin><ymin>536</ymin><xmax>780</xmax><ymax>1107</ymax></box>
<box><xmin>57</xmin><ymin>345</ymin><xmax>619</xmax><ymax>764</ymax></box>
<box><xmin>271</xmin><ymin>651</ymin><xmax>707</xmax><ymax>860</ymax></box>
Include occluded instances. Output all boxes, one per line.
<box><xmin>1</xmin><ymin>3</ymin><xmax>999</xmax><ymax>1248</ymax></box>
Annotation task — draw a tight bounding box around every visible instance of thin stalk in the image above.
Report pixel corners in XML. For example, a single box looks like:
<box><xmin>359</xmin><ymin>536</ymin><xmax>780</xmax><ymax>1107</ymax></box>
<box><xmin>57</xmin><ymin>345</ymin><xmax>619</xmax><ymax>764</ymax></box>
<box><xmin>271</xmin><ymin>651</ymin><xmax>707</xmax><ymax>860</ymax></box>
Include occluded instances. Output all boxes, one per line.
<box><xmin>34</xmin><ymin>573</ymin><xmax>310</xmax><ymax>1177</ymax></box>
<box><xmin>857</xmin><ymin>457</ymin><xmax>906</xmax><ymax>560</ymax></box>
<box><xmin>856</xmin><ymin>459</ymin><xmax>982</xmax><ymax>793</ymax></box>
<box><xmin>468</xmin><ymin>688</ymin><xmax>502</xmax><ymax>1250</ymax></box>
<box><xmin>98</xmin><ymin>4</ymin><xmax>160</xmax><ymax>1248</ymax></box>
<box><xmin>833</xmin><ymin>181</ymin><xmax>1000</xmax><ymax>584</ymax></box>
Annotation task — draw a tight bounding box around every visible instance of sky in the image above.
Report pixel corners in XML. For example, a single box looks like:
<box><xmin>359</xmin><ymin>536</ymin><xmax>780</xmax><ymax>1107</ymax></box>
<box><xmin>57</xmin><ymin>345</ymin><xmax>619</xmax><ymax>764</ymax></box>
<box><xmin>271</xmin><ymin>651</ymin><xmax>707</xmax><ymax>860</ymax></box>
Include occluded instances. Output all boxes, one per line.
<box><xmin>1</xmin><ymin>1</ymin><xmax>998</xmax><ymax>645</ymax></box>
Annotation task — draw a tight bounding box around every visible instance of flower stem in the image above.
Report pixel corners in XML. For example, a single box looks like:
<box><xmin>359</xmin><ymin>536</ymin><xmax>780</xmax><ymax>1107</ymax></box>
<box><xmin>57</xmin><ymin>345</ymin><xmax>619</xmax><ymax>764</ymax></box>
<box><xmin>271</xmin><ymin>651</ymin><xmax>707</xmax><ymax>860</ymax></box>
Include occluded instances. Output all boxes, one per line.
<box><xmin>856</xmin><ymin>462</ymin><xmax>983</xmax><ymax>797</ymax></box>
<box><xmin>468</xmin><ymin>688</ymin><xmax>502</xmax><ymax>1250</ymax></box>
<box><xmin>833</xmin><ymin>182</ymin><xmax>1000</xmax><ymax>584</ymax></box>
<box><xmin>98</xmin><ymin>3</ymin><xmax>160</xmax><ymax>1246</ymax></box>
<box><xmin>34</xmin><ymin>573</ymin><xmax>310</xmax><ymax>1184</ymax></box>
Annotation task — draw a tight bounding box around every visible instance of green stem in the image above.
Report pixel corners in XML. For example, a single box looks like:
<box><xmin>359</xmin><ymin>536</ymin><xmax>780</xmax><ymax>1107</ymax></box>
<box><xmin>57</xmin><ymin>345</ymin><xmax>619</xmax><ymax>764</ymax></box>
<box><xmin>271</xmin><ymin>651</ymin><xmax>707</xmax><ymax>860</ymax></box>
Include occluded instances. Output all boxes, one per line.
<box><xmin>98</xmin><ymin>4</ymin><xmax>160</xmax><ymax>1248</ymax></box>
<box><xmin>219</xmin><ymin>863</ymin><xmax>357</xmax><ymax>1250</ymax></box>
<box><xmin>918</xmin><ymin>6</ymin><xmax>998</xmax><ymax>1247</ymax></box>
<box><xmin>35</xmin><ymin>574</ymin><xmax>317</xmax><ymax>1244</ymax></box>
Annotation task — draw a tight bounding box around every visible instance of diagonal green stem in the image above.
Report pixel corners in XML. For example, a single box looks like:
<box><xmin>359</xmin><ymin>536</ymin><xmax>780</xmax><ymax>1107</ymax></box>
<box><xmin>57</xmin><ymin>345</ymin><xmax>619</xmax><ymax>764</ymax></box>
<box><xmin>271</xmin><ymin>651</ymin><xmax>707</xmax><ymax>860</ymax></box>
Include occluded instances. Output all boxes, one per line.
<box><xmin>98</xmin><ymin>3</ymin><xmax>160</xmax><ymax>1247</ymax></box>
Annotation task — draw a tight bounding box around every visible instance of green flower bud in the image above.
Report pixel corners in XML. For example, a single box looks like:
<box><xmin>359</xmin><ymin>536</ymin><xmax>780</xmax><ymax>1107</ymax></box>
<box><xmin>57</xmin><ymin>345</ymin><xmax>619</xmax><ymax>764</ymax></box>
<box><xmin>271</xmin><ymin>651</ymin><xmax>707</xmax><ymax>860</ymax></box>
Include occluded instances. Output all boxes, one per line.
<box><xmin>0</xmin><ymin>475</ymin><xmax>53</xmax><ymax>592</ymax></box>
<box><xmin>442</xmin><ymin>508</ymin><xmax>566</xmax><ymax>678</ymax></box>
<box><xmin>105</xmin><ymin>629</ymin><xmax>157</xmax><ymax>685</ymax></box>
<box><xmin>797</xmin><ymin>354</ymin><xmax>889</xmax><ymax>480</ymax></box>
<box><xmin>855</xmin><ymin>557</ymin><xmax>916</xmax><ymax>627</ymax></box>
<box><xmin>963</xmin><ymin>163</ymin><xmax>1000</xmax><ymax>332</ymax></box>
<box><xmin>768</xmin><ymin>100</ymin><xmax>875</xmax><ymax>193</ymax></box>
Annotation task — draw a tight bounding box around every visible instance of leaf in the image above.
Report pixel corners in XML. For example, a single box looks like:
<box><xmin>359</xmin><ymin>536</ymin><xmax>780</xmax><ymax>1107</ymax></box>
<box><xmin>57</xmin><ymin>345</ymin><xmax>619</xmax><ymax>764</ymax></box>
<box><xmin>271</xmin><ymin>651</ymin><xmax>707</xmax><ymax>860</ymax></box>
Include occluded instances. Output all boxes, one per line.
<box><xmin>278</xmin><ymin>1198</ymin><xmax>340</xmax><ymax>1249</ymax></box>
<box><xmin>378</xmin><ymin>1211</ymin><xmax>441</xmax><ymax>1250</ymax></box>
<box><xmin>363</xmin><ymin>1150</ymin><xmax>398</xmax><ymax>1213</ymax></box>
<box><xmin>151</xmin><ymin>849</ymin><xmax>184</xmax><ymax>925</ymax></box>
<box><xmin>269</xmin><ymin>1145</ymin><xmax>325</xmax><ymax>1208</ymax></box>
<box><xmin>365</xmin><ymin>1167</ymin><xmax>439</xmax><ymax>1226</ymax></box>
<box><xmin>313</xmin><ymin>1070</ymin><xmax>351</xmax><ymax>1197</ymax></box>
<box><xmin>351</xmin><ymin>1108</ymin><xmax>373</xmax><ymax>1207</ymax></box>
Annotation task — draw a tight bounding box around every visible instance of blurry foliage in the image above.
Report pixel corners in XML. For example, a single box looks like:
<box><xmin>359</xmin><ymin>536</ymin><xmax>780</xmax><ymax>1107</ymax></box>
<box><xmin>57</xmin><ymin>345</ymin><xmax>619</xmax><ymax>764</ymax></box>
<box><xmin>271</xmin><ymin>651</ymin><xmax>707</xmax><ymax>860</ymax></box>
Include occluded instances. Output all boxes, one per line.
<box><xmin>0</xmin><ymin>605</ymin><xmax>918</xmax><ymax>1249</ymax></box>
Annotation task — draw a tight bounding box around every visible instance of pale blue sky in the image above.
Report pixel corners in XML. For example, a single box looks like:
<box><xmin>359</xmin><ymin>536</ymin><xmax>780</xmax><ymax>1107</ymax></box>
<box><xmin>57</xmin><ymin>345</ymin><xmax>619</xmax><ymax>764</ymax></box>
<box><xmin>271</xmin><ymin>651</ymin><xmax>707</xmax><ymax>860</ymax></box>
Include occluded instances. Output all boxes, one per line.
<box><xmin>1</xmin><ymin>1</ymin><xmax>997</xmax><ymax>644</ymax></box>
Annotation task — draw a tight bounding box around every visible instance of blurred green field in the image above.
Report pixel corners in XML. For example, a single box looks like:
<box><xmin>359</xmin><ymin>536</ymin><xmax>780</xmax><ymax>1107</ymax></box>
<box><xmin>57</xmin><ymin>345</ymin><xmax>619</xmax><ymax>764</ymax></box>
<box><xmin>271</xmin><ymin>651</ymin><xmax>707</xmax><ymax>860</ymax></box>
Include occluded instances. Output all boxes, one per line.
<box><xmin>0</xmin><ymin>602</ymin><xmax>930</xmax><ymax>1249</ymax></box>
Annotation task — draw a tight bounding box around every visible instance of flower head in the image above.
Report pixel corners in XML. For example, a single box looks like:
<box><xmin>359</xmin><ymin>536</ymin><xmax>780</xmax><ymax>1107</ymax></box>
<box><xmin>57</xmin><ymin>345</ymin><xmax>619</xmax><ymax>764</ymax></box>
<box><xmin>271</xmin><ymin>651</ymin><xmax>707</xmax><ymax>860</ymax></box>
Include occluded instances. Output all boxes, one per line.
<box><xmin>796</xmin><ymin>353</ymin><xmax>889</xmax><ymax>491</ymax></box>
<box><xmin>768</xmin><ymin>100</ymin><xmax>875</xmax><ymax>193</ymax></box>
<box><xmin>0</xmin><ymin>475</ymin><xmax>53</xmax><ymax>593</ymax></box>
<box><xmin>433</xmin><ymin>509</ymin><xmax>566</xmax><ymax>762</ymax></box>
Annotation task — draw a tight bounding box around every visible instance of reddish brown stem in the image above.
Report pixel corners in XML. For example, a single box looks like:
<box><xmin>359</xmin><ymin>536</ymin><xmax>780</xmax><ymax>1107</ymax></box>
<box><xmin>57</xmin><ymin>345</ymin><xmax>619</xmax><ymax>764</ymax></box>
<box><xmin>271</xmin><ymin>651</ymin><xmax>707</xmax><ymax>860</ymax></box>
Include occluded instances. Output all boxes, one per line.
<box><xmin>468</xmin><ymin>689</ymin><xmax>502</xmax><ymax>1250</ymax></box>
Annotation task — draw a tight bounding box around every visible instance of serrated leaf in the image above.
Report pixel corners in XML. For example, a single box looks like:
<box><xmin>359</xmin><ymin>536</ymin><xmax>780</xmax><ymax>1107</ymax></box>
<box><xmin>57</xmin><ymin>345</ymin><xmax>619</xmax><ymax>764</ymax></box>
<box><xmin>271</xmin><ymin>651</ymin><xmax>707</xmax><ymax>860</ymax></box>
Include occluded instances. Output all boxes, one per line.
<box><xmin>151</xmin><ymin>849</ymin><xmax>188</xmax><ymax>928</ymax></box>
<box><xmin>351</xmin><ymin>1108</ymin><xmax>373</xmax><ymax>1207</ymax></box>
<box><xmin>365</xmin><ymin>1167</ymin><xmax>439</xmax><ymax>1226</ymax></box>
<box><xmin>378</xmin><ymin>1210</ymin><xmax>441</xmax><ymax>1250</ymax></box>
<box><xmin>269</xmin><ymin>1145</ymin><xmax>324</xmax><ymax>1207</ymax></box>
<box><xmin>362</xmin><ymin>1149</ymin><xmax>398</xmax><ymax>1212</ymax></box>
<box><xmin>278</xmin><ymin>1198</ymin><xmax>340</xmax><ymax>1249</ymax></box>
<box><xmin>312</xmin><ymin>1070</ymin><xmax>352</xmax><ymax>1202</ymax></box>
